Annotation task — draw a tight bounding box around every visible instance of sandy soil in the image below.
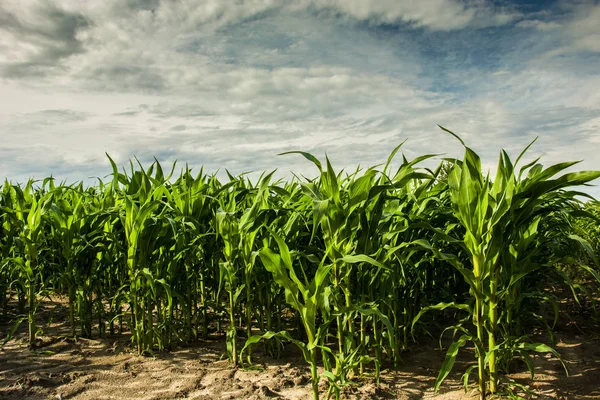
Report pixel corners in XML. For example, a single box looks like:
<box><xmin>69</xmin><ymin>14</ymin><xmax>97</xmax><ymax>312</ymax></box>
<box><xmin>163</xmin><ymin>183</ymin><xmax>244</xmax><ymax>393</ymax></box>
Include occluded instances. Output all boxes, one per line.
<box><xmin>1</xmin><ymin>300</ymin><xmax>599</xmax><ymax>400</ymax></box>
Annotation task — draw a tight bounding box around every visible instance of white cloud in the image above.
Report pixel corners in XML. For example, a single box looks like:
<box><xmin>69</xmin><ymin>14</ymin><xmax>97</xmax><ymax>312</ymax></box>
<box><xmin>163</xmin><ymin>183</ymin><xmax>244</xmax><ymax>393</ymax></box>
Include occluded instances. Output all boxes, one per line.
<box><xmin>306</xmin><ymin>0</ymin><xmax>520</xmax><ymax>31</ymax></box>
<box><xmin>540</xmin><ymin>2</ymin><xmax>600</xmax><ymax>56</ymax></box>
<box><xmin>516</xmin><ymin>19</ymin><xmax>561</xmax><ymax>31</ymax></box>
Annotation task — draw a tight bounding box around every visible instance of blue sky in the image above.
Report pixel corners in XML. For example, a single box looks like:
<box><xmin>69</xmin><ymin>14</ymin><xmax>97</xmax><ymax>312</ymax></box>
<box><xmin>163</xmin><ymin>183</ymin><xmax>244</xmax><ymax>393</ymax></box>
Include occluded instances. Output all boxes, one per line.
<box><xmin>0</xmin><ymin>0</ymin><xmax>599</xmax><ymax>197</ymax></box>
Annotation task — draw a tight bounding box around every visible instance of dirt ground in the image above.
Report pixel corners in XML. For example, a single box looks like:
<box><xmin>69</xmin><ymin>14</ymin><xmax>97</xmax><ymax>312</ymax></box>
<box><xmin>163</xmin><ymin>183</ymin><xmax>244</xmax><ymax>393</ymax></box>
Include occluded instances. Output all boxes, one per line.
<box><xmin>1</xmin><ymin>299</ymin><xmax>599</xmax><ymax>400</ymax></box>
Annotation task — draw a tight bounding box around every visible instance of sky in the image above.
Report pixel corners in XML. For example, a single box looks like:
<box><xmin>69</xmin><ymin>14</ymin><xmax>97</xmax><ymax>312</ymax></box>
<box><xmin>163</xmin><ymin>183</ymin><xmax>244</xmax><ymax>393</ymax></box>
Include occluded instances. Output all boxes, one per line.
<box><xmin>1</xmin><ymin>0</ymin><xmax>599</xmax><ymax>197</ymax></box>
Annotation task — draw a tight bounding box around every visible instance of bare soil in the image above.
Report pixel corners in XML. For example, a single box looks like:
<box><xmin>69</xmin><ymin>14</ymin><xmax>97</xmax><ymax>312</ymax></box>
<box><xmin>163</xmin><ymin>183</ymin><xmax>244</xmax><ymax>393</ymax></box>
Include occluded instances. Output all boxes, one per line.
<box><xmin>1</xmin><ymin>299</ymin><xmax>599</xmax><ymax>400</ymax></box>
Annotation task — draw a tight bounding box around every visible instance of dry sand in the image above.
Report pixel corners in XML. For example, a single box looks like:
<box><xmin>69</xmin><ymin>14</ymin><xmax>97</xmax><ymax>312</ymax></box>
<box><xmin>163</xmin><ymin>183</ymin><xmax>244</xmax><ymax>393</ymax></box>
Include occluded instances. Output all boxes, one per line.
<box><xmin>1</xmin><ymin>300</ymin><xmax>599</xmax><ymax>400</ymax></box>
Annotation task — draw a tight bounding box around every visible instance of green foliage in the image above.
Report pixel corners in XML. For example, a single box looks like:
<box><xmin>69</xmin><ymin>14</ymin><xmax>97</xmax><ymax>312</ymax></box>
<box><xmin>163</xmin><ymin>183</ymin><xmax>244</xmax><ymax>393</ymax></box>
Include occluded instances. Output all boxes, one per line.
<box><xmin>0</xmin><ymin>128</ymin><xmax>598</xmax><ymax>400</ymax></box>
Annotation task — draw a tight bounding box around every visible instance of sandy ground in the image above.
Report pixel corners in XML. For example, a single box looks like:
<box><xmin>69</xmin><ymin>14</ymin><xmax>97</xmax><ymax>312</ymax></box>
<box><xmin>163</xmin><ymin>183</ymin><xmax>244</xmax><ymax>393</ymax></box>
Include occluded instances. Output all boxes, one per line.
<box><xmin>1</xmin><ymin>300</ymin><xmax>599</xmax><ymax>400</ymax></box>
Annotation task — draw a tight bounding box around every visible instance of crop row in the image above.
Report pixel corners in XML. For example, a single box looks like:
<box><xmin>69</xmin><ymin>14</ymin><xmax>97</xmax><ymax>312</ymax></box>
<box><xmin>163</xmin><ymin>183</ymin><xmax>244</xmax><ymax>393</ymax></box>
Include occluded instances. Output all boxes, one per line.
<box><xmin>1</xmin><ymin>128</ymin><xmax>599</xmax><ymax>399</ymax></box>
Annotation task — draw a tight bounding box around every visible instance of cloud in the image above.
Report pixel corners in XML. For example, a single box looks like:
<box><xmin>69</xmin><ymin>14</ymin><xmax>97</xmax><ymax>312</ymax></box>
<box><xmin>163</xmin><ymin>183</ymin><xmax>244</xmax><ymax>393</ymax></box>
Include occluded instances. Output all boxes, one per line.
<box><xmin>306</xmin><ymin>0</ymin><xmax>520</xmax><ymax>31</ymax></box>
<box><xmin>6</xmin><ymin>109</ymin><xmax>91</xmax><ymax>130</ymax></box>
<box><xmin>113</xmin><ymin>110</ymin><xmax>142</xmax><ymax>117</ymax></box>
<box><xmin>0</xmin><ymin>0</ymin><xmax>90</xmax><ymax>77</ymax></box>
<box><xmin>537</xmin><ymin>2</ymin><xmax>600</xmax><ymax>57</ymax></box>
<box><xmin>516</xmin><ymin>19</ymin><xmax>561</xmax><ymax>31</ymax></box>
<box><xmin>563</xmin><ymin>2</ymin><xmax>600</xmax><ymax>53</ymax></box>
<box><xmin>0</xmin><ymin>0</ymin><xmax>519</xmax><ymax>84</ymax></box>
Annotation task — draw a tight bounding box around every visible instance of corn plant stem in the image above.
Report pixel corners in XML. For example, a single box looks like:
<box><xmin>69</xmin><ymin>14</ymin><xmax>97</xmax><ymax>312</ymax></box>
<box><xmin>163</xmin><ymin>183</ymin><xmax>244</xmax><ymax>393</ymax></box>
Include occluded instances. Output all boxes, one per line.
<box><xmin>489</xmin><ymin>268</ymin><xmax>498</xmax><ymax>394</ymax></box>
<box><xmin>373</xmin><ymin>318</ymin><xmax>381</xmax><ymax>384</ymax></box>
<box><xmin>344</xmin><ymin>286</ymin><xmax>354</xmax><ymax>338</ymax></box>
<box><xmin>135</xmin><ymin>298</ymin><xmax>142</xmax><ymax>354</ymax></box>
<box><xmin>200</xmin><ymin>271</ymin><xmax>208</xmax><ymax>338</ymax></box>
<box><xmin>182</xmin><ymin>296</ymin><xmax>191</xmax><ymax>342</ymax></box>
<box><xmin>157</xmin><ymin>301</ymin><xmax>163</xmax><ymax>349</ymax></box>
<box><xmin>321</xmin><ymin>326</ymin><xmax>332</xmax><ymax>372</ymax></box>
<box><xmin>182</xmin><ymin>266</ymin><xmax>191</xmax><ymax>342</ymax></box>
<box><xmin>18</xmin><ymin>291</ymin><xmax>26</xmax><ymax>315</ymax></box>
<box><xmin>334</xmin><ymin>298</ymin><xmax>345</xmax><ymax>370</ymax></box>
<box><xmin>146</xmin><ymin>291</ymin><xmax>153</xmax><ymax>350</ymax></box>
<box><xmin>108</xmin><ymin>276</ymin><xmax>115</xmax><ymax>336</ymax></box>
<box><xmin>82</xmin><ymin>297</ymin><xmax>92</xmax><ymax>338</ymax></box>
<box><xmin>392</xmin><ymin>301</ymin><xmax>402</xmax><ymax>368</ymax></box>
<box><xmin>99</xmin><ymin>298</ymin><xmax>105</xmax><ymax>337</ymax></box>
<box><xmin>333</xmin><ymin>263</ymin><xmax>344</xmax><ymax>362</ymax></box>
<box><xmin>245</xmin><ymin>268</ymin><xmax>253</xmax><ymax>363</ymax></box>
<box><xmin>310</xmin><ymin>348</ymin><xmax>319</xmax><ymax>400</ymax></box>
<box><xmin>403</xmin><ymin>306</ymin><xmax>409</xmax><ymax>350</ymax></box>
<box><xmin>229</xmin><ymin>290</ymin><xmax>237</xmax><ymax>366</ymax></box>
<box><xmin>359</xmin><ymin>313</ymin><xmax>365</xmax><ymax>375</ymax></box>
<box><xmin>276</xmin><ymin>302</ymin><xmax>281</xmax><ymax>332</ymax></box>
<box><xmin>473</xmin><ymin>256</ymin><xmax>486</xmax><ymax>400</ymax></box>
<box><xmin>333</xmin><ymin>263</ymin><xmax>353</xmax><ymax>377</ymax></box>
<box><xmin>475</xmin><ymin>293</ymin><xmax>486</xmax><ymax>400</ymax></box>
<box><xmin>109</xmin><ymin>310</ymin><xmax>114</xmax><ymax>335</ymax></box>
<box><xmin>336</xmin><ymin>314</ymin><xmax>344</xmax><ymax>356</ymax></box>
<box><xmin>343</xmin><ymin>284</ymin><xmax>358</xmax><ymax>375</ymax></box>
<box><xmin>68</xmin><ymin>287</ymin><xmax>76</xmax><ymax>337</ymax></box>
<box><xmin>256</xmin><ymin>293</ymin><xmax>267</xmax><ymax>354</ymax></box>
<box><xmin>27</xmin><ymin>280</ymin><xmax>36</xmax><ymax>349</ymax></box>
<box><xmin>128</xmin><ymin>254</ymin><xmax>142</xmax><ymax>353</ymax></box>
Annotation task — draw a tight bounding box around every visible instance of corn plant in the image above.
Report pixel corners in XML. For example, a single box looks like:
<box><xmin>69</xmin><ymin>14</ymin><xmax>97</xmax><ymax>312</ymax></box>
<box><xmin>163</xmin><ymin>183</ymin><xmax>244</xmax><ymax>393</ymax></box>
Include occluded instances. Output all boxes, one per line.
<box><xmin>47</xmin><ymin>185</ymin><xmax>106</xmax><ymax>337</ymax></box>
<box><xmin>281</xmin><ymin>152</ymin><xmax>387</xmax><ymax>376</ymax></box>
<box><xmin>216</xmin><ymin>171</ymin><xmax>275</xmax><ymax>364</ymax></box>
<box><xmin>0</xmin><ymin>134</ymin><xmax>598</xmax><ymax>400</ymax></box>
<box><xmin>169</xmin><ymin>166</ymin><xmax>218</xmax><ymax>341</ymax></box>
<box><xmin>1</xmin><ymin>181</ymin><xmax>20</xmax><ymax>318</ymax></box>
<box><xmin>108</xmin><ymin>155</ymin><xmax>176</xmax><ymax>353</ymax></box>
<box><xmin>243</xmin><ymin>231</ymin><xmax>332</xmax><ymax>400</ymax></box>
<box><xmin>4</xmin><ymin>181</ymin><xmax>52</xmax><ymax>348</ymax></box>
<box><xmin>416</xmin><ymin>126</ymin><xmax>600</xmax><ymax>399</ymax></box>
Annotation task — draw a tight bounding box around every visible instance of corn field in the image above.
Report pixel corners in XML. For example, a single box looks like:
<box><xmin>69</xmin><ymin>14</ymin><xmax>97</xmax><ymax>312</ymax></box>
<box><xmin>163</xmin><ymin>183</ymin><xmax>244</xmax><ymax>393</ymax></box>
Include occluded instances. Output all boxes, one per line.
<box><xmin>1</xmin><ymin>128</ymin><xmax>599</xmax><ymax>400</ymax></box>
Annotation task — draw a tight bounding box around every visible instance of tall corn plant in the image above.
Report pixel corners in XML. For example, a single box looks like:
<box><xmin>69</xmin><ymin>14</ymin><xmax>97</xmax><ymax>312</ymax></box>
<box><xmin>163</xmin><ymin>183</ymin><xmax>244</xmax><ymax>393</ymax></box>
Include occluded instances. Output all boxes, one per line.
<box><xmin>425</xmin><ymin>126</ymin><xmax>600</xmax><ymax>399</ymax></box>
<box><xmin>280</xmin><ymin>153</ymin><xmax>357</xmax><ymax>367</ymax></box>
<box><xmin>1</xmin><ymin>181</ymin><xmax>20</xmax><ymax>318</ymax></box>
<box><xmin>280</xmin><ymin>153</ymin><xmax>379</xmax><ymax>373</ymax></box>
<box><xmin>243</xmin><ymin>232</ymin><xmax>332</xmax><ymax>400</ymax></box>
<box><xmin>4</xmin><ymin>181</ymin><xmax>52</xmax><ymax>348</ymax></box>
<box><xmin>254</xmin><ymin>178</ymin><xmax>313</xmax><ymax>355</ymax></box>
<box><xmin>215</xmin><ymin>171</ymin><xmax>274</xmax><ymax>365</ymax></box>
<box><xmin>281</xmin><ymin>151</ymin><xmax>400</xmax><ymax>391</ymax></box>
<box><xmin>169</xmin><ymin>166</ymin><xmax>219</xmax><ymax>341</ymax></box>
<box><xmin>108</xmin><ymin>155</ymin><xmax>174</xmax><ymax>353</ymax></box>
<box><xmin>94</xmin><ymin>180</ymin><xmax>128</xmax><ymax>336</ymax></box>
<box><xmin>370</xmin><ymin>150</ymin><xmax>449</xmax><ymax>359</ymax></box>
<box><xmin>47</xmin><ymin>185</ymin><xmax>108</xmax><ymax>338</ymax></box>
<box><xmin>215</xmin><ymin>179</ymin><xmax>243</xmax><ymax>365</ymax></box>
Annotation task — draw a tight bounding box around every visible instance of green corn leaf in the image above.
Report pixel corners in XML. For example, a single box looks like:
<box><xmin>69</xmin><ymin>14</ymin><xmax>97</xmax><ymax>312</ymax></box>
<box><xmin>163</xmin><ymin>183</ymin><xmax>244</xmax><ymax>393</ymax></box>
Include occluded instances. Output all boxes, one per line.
<box><xmin>279</xmin><ymin>151</ymin><xmax>322</xmax><ymax>171</ymax></box>
<box><xmin>435</xmin><ymin>334</ymin><xmax>470</xmax><ymax>392</ymax></box>
<box><xmin>516</xmin><ymin>342</ymin><xmax>568</xmax><ymax>376</ymax></box>
<box><xmin>412</xmin><ymin>302</ymin><xmax>472</xmax><ymax>331</ymax></box>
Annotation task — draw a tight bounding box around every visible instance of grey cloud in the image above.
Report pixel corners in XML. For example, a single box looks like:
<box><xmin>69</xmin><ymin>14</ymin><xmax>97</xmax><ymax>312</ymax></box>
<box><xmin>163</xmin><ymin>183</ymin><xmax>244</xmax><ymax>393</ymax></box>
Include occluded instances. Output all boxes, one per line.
<box><xmin>125</xmin><ymin>0</ymin><xmax>161</xmax><ymax>11</ymax></box>
<box><xmin>113</xmin><ymin>110</ymin><xmax>142</xmax><ymax>117</ymax></box>
<box><xmin>0</xmin><ymin>144</ymin><xmax>94</xmax><ymax>183</ymax></box>
<box><xmin>10</xmin><ymin>109</ymin><xmax>91</xmax><ymax>128</ymax></box>
<box><xmin>143</xmin><ymin>103</ymin><xmax>217</xmax><ymax>119</ymax></box>
<box><xmin>0</xmin><ymin>0</ymin><xmax>518</xmax><ymax>87</ymax></box>
<box><xmin>85</xmin><ymin>66</ymin><xmax>166</xmax><ymax>92</ymax></box>
<box><xmin>0</xmin><ymin>2</ymin><xmax>90</xmax><ymax>78</ymax></box>
<box><xmin>304</xmin><ymin>0</ymin><xmax>520</xmax><ymax>31</ymax></box>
